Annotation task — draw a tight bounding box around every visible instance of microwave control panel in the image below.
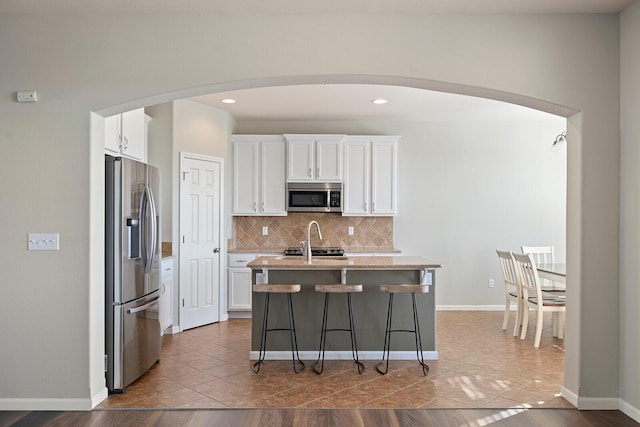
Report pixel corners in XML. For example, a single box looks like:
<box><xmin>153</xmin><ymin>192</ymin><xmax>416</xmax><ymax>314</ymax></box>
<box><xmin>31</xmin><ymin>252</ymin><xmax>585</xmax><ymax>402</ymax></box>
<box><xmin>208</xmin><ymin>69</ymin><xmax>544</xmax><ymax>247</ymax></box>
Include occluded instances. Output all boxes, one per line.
<box><xmin>329</xmin><ymin>191</ymin><xmax>341</xmax><ymax>208</ymax></box>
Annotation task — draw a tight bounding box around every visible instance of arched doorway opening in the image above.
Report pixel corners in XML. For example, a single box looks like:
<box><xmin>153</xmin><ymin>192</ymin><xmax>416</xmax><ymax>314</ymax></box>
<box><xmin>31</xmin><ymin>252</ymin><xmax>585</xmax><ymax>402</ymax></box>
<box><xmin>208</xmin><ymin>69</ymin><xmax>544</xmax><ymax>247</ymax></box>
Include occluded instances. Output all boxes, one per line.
<box><xmin>92</xmin><ymin>74</ymin><xmax>579</xmax><ymax>408</ymax></box>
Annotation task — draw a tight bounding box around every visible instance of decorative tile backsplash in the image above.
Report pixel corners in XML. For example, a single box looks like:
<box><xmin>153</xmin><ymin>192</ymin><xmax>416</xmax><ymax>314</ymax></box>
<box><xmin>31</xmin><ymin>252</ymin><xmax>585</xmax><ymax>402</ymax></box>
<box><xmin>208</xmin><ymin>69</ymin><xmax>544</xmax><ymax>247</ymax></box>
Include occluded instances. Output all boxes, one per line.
<box><xmin>231</xmin><ymin>213</ymin><xmax>394</xmax><ymax>252</ymax></box>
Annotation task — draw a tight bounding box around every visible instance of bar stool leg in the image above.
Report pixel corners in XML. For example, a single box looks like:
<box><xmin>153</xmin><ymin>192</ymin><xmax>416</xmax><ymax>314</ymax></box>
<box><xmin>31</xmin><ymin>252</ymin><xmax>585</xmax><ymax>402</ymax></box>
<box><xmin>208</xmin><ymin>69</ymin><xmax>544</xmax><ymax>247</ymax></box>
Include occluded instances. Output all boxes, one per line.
<box><xmin>313</xmin><ymin>293</ymin><xmax>331</xmax><ymax>374</ymax></box>
<box><xmin>347</xmin><ymin>293</ymin><xmax>365</xmax><ymax>374</ymax></box>
<box><xmin>287</xmin><ymin>293</ymin><xmax>305</xmax><ymax>373</ymax></box>
<box><xmin>412</xmin><ymin>293</ymin><xmax>429</xmax><ymax>376</ymax></box>
<box><xmin>376</xmin><ymin>293</ymin><xmax>394</xmax><ymax>375</ymax></box>
<box><xmin>252</xmin><ymin>293</ymin><xmax>270</xmax><ymax>373</ymax></box>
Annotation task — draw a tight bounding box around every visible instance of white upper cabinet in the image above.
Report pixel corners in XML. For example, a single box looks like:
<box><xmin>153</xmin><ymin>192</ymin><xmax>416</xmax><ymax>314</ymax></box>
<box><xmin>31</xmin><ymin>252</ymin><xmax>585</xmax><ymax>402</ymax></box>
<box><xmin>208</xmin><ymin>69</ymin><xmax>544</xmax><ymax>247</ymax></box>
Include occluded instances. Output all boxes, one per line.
<box><xmin>233</xmin><ymin>135</ymin><xmax>287</xmax><ymax>216</ymax></box>
<box><xmin>343</xmin><ymin>136</ymin><xmax>399</xmax><ymax>216</ymax></box>
<box><xmin>104</xmin><ymin>108</ymin><xmax>150</xmax><ymax>162</ymax></box>
<box><xmin>285</xmin><ymin>134</ymin><xmax>345</xmax><ymax>182</ymax></box>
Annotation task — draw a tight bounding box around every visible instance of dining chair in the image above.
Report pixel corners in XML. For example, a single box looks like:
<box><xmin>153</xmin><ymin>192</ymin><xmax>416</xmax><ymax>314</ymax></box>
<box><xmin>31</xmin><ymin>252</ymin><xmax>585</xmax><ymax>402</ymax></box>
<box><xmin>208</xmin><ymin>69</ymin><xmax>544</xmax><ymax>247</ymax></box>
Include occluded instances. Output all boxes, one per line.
<box><xmin>512</xmin><ymin>252</ymin><xmax>566</xmax><ymax>348</ymax></box>
<box><xmin>521</xmin><ymin>245</ymin><xmax>563</xmax><ymax>290</ymax></box>
<box><xmin>496</xmin><ymin>250</ymin><xmax>521</xmax><ymax>337</ymax></box>
<box><xmin>521</xmin><ymin>246</ymin><xmax>554</xmax><ymax>265</ymax></box>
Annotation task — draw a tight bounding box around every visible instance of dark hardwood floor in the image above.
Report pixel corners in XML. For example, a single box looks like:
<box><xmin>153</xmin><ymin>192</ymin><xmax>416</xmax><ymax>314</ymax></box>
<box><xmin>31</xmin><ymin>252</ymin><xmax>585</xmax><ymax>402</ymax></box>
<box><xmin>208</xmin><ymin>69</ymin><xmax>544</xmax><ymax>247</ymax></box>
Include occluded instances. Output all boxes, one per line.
<box><xmin>1</xmin><ymin>408</ymin><xmax>638</xmax><ymax>427</ymax></box>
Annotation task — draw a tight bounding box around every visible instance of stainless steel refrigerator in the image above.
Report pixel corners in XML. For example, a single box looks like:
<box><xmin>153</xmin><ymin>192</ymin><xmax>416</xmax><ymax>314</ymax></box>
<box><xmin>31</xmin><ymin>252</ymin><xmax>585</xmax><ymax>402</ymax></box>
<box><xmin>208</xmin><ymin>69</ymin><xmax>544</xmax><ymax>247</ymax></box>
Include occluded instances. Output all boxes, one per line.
<box><xmin>105</xmin><ymin>155</ymin><xmax>161</xmax><ymax>393</ymax></box>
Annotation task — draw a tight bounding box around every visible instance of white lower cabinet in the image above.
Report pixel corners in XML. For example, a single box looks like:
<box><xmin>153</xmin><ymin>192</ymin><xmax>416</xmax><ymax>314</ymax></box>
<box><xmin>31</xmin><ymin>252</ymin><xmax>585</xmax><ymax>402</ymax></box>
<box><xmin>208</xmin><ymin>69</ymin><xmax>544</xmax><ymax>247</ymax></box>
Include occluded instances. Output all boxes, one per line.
<box><xmin>160</xmin><ymin>258</ymin><xmax>174</xmax><ymax>334</ymax></box>
<box><xmin>228</xmin><ymin>254</ymin><xmax>257</xmax><ymax>313</ymax></box>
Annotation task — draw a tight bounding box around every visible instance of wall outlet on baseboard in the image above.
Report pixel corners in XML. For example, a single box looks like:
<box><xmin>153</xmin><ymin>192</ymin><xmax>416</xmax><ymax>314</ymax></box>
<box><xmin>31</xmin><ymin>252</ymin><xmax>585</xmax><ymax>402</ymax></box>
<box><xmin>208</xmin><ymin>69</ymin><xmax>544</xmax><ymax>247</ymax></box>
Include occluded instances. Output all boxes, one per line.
<box><xmin>262</xmin><ymin>226</ymin><xmax>268</xmax><ymax>235</ymax></box>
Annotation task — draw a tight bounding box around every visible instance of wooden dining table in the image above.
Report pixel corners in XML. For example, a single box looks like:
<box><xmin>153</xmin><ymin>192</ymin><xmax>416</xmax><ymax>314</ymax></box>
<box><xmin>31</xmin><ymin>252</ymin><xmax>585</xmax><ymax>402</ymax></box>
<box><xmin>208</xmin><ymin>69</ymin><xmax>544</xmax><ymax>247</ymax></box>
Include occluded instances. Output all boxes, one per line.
<box><xmin>537</xmin><ymin>263</ymin><xmax>566</xmax><ymax>339</ymax></box>
<box><xmin>537</xmin><ymin>263</ymin><xmax>566</xmax><ymax>285</ymax></box>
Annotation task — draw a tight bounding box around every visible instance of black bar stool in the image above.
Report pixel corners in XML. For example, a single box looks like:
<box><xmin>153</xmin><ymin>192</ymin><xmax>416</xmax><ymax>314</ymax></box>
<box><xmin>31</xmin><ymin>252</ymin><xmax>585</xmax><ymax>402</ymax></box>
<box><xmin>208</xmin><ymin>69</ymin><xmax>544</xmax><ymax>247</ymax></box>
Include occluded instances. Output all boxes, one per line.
<box><xmin>376</xmin><ymin>284</ymin><xmax>430</xmax><ymax>376</ymax></box>
<box><xmin>252</xmin><ymin>284</ymin><xmax>305</xmax><ymax>374</ymax></box>
<box><xmin>313</xmin><ymin>284</ymin><xmax>365</xmax><ymax>374</ymax></box>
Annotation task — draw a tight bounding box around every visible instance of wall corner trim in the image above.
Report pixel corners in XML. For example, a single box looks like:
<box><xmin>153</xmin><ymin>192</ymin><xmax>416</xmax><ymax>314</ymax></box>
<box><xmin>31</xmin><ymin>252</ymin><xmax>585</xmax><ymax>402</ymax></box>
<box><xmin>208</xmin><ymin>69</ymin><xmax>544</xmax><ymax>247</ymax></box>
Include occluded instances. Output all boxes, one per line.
<box><xmin>577</xmin><ymin>396</ymin><xmax>620</xmax><ymax>410</ymax></box>
<box><xmin>619</xmin><ymin>399</ymin><xmax>640</xmax><ymax>423</ymax></box>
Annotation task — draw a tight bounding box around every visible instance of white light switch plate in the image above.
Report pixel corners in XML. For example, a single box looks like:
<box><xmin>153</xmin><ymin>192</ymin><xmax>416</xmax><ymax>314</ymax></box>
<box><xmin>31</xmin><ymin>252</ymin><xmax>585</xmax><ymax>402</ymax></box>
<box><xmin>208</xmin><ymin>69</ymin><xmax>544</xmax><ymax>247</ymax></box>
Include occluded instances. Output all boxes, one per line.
<box><xmin>28</xmin><ymin>233</ymin><xmax>59</xmax><ymax>251</ymax></box>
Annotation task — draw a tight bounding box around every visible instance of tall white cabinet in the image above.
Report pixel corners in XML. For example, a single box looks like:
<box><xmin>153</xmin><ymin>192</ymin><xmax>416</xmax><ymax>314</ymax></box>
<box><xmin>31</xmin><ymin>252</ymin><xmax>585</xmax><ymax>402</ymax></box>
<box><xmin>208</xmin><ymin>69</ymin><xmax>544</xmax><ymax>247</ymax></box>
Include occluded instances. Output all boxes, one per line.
<box><xmin>232</xmin><ymin>135</ymin><xmax>287</xmax><ymax>216</ymax></box>
<box><xmin>284</xmin><ymin>134</ymin><xmax>345</xmax><ymax>182</ymax></box>
<box><xmin>160</xmin><ymin>257</ymin><xmax>174</xmax><ymax>335</ymax></box>
<box><xmin>343</xmin><ymin>136</ymin><xmax>399</xmax><ymax>216</ymax></box>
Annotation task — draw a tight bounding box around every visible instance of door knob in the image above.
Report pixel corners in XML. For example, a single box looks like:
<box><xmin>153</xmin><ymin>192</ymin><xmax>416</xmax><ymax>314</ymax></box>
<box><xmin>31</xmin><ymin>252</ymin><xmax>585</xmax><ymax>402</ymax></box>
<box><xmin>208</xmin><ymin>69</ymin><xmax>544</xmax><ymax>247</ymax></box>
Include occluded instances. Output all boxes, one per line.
<box><xmin>213</xmin><ymin>248</ymin><xmax>220</xmax><ymax>253</ymax></box>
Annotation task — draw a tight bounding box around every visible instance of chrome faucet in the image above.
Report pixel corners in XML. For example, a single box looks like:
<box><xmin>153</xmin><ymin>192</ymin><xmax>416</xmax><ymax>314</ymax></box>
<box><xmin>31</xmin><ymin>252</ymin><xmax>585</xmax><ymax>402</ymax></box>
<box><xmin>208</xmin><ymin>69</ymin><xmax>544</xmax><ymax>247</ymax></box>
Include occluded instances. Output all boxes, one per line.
<box><xmin>306</xmin><ymin>220</ymin><xmax>323</xmax><ymax>262</ymax></box>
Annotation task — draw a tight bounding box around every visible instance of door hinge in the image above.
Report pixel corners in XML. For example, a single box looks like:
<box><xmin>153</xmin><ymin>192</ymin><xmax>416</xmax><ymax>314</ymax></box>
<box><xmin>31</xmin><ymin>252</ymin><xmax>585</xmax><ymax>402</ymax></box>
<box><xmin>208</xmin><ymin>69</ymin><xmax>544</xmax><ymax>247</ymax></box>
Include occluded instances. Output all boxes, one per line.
<box><xmin>182</xmin><ymin>171</ymin><xmax>189</xmax><ymax>180</ymax></box>
<box><xmin>104</xmin><ymin>355</ymin><xmax>108</xmax><ymax>372</ymax></box>
<box><xmin>182</xmin><ymin>299</ymin><xmax>185</xmax><ymax>307</ymax></box>
<box><xmin>182</xmin><ymin>236</ymin><xmax>185</xmax><ymax>244</ymax></box>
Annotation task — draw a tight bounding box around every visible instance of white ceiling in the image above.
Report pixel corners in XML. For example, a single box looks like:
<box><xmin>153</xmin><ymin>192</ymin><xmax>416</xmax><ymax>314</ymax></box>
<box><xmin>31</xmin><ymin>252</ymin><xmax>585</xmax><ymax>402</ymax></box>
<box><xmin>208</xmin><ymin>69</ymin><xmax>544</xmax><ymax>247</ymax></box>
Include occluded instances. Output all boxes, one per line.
<box><xmin>0</xmin><ymin>0</ymin><xmax>633</xmax><ymax>13</ymax></box>
<box><xmin>189</xmin><ymin>84</ymin><xmax>563</xmax><ymax>123</ymax></box>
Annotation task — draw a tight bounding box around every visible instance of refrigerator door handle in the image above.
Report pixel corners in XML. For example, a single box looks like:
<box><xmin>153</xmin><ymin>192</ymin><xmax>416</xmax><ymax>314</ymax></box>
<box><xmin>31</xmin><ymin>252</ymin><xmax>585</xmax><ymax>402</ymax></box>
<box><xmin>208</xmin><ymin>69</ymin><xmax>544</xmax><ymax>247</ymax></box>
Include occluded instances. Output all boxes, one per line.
<box><xmin>140</xmin><ymin>186</ymin><xmax>158</xmax><ymax>274</ymax></box>
<box><xmin>127</xmin><ymin>295</ymin><xmax>160</xmax><ymax>314</ymax></box>
<box><xmin>148</xmin><ymin>187</ymin><xmax>158</xmax><ymax>271</ymax></box>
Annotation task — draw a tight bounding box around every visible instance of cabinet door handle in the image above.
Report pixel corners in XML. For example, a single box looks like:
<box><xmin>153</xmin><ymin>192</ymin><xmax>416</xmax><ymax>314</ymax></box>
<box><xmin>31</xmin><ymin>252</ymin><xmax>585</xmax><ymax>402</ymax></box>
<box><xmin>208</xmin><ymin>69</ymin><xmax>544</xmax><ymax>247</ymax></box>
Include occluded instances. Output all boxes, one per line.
<box><xmin>123</xmin><ymin>136</ymin><xmax>128</xmax><ymax>150</ymax></box>
<box><xmin>317</xmin><ymin>168</ymin><xmax>320</xmax><ymax>177</ymax></box>
<box><xmin>253</xmin><ymin>202</ymin><xmax>257</xmax><ymax>211</ymax></box>
<box><xmin>372</xmin><ymin>202</ymin><xmax>375</xmax><ymax>212</ymax></box>
<box><xmin>262</xmin><ymin>202</ymin><xmax>265</xmax><ymax>210</ymax></box>
<box><xmin>308</xmin><ymin>168</ymin><xmax>312</xmax><ymax>177</ymax></box>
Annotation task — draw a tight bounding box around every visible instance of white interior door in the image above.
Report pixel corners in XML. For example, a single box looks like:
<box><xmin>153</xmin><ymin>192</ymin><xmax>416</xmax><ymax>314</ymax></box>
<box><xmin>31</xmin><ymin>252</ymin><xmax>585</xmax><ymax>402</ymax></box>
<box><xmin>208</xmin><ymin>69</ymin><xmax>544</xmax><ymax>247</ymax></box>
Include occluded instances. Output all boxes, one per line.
<box><xmin>179</xmin><ymin>154</ymin><xmax>223</xmax><ymax>330</ymax></box>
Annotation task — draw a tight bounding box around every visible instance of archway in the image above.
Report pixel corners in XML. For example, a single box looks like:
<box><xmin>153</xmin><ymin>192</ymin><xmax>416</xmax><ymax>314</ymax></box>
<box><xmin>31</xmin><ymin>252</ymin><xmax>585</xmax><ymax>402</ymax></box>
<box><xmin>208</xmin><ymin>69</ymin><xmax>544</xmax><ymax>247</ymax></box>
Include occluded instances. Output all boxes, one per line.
<box><xmin>92</xmin><ymin>74</ymin><xmax>580</xmax><ymax>407</ymax></box>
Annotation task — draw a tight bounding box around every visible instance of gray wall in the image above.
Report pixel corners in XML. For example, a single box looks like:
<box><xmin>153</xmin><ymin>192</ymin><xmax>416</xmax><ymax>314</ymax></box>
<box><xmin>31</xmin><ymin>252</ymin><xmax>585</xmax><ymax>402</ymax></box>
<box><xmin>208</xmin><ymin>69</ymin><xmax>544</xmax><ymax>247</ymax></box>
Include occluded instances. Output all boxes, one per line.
<box><xmin>620</xmin><ymin>1</ymin><xmax>640</xmax><ymax>416</ymax></box>
<box><xmin>236</xmin><ymin>118</ymin><xmax>566</xmax><ymax>308</ymax></box>
<box><xmin>0</xmin><ymin>11</ymin><xmax>625</xmax><ymax>413</ymax></box>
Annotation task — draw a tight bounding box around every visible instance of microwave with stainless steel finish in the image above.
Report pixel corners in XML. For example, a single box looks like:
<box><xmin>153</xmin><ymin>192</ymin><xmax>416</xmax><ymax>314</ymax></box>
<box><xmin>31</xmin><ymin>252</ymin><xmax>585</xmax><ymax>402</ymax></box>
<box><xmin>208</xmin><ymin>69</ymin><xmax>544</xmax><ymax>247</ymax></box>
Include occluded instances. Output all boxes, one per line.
<box><xmin>286</xmin><ymin>182</ymin><xmax>342</xmax><ymax>213</ymax></box>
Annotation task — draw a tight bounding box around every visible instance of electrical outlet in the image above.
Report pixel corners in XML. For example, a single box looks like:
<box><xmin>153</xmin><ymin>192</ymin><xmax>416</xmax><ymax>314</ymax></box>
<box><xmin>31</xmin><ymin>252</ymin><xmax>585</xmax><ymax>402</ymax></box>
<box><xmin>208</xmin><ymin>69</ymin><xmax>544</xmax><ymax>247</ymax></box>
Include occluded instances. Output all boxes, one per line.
<box><xmin>348</xmin><ymin>226</ymin><xmax>354</xmax><ymax>235</ymax></box>
<box><xmin>262</xmin><ymin>226</ymin><xmax>268</xmax><ymax>235</ymax></box>
<box><xmin>488</xmin><ymin>279</ymin><xmax>495</xmax><ymax>288</ymax></box>
<box><xmin>17</xmin><ymin>91</ymin><xmax>38</xmax><ymax>103</ymax></box>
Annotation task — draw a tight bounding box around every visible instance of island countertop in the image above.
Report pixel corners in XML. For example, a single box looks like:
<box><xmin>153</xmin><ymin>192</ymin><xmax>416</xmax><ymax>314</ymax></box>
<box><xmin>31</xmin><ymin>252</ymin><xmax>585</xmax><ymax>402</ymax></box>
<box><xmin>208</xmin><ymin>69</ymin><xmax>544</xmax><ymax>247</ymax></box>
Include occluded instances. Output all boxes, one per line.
<box><xmin>247</xmin><ymin>255</ymin><xmax>442</xmax><ymax>270</ymax></box>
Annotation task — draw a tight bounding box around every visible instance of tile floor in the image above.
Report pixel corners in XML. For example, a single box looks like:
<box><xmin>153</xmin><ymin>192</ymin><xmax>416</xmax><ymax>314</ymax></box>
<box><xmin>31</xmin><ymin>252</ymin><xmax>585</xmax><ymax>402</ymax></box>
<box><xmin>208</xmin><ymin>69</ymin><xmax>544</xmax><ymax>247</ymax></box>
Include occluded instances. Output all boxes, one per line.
<box><xmin>98</xmin><ymin>311</ymin><xmax>570</xmax><ymax>409</ymax></box>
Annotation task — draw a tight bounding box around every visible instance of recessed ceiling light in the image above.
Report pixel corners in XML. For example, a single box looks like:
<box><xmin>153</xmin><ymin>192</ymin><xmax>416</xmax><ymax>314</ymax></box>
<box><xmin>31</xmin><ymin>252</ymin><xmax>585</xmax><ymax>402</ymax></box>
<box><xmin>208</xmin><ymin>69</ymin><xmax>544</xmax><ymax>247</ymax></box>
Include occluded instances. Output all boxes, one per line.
<box><xmin>221</xmin><ymin>98</ymin><xmax>236</xmax><ymax>104</ymax></box>
<box><xmin>372</xmin><ymin>99</ymin><xmax>388</xmax><ymax>105</ymax></box>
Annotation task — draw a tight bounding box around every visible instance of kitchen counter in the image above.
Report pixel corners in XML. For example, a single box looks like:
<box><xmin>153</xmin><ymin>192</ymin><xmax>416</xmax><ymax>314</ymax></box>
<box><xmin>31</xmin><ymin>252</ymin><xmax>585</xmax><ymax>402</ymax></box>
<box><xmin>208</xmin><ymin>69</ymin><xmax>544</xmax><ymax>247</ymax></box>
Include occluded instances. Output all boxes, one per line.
<box><xmin>247</xmin><ymin>255</ymin><xmax>442</xmax><ymax>363</ymax></box>
<box><xmin>248</xmin><ymin>255</ymin><xmax>441</xmax><ymax>270</ymax></box>
<box><xmin>228</xmin><ymin>247</ymin><xmax>402</xmax><ymax>254</ymax></box>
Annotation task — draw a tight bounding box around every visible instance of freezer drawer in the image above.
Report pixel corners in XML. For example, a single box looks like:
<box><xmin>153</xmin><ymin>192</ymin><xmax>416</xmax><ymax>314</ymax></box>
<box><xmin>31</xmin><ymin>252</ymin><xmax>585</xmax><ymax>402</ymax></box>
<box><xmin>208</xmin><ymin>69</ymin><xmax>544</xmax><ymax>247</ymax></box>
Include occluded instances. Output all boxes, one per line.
<box><xmin>106</xmin><ymin>291</ymin><xmax>161</xmax><ymax>393</ymax></box>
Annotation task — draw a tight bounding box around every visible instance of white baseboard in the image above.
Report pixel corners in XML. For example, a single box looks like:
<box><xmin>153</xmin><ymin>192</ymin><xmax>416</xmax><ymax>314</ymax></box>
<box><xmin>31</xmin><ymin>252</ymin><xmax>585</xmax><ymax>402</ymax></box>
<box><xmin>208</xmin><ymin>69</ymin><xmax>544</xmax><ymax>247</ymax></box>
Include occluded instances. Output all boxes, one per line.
<box><xmin>620</xmin><ymin>399</ymin><xmax>640</xmax><ymax>423</ymax></box>
<box><xmin>437</xmin><ymin>305</ymin><xmax>508</xmax><ymax>311</ymax></box>
<box><xmin>91</xmin><ymin>387</ymin><xmax>108</xmax><ymax>408</ymax></box>
<box><xmin>0</xmin><ymin>398</ymin><xmax>93</xmax><ymax>411</ymax></box>
<box><xmin>577</xmin><ymin>396</ymin><xmax>620</xmax><ymax>410</ymax></box>
<box><xmin>561</xmin><ymin>386</ymin><xmax>579</xmax><ymax>407</ymax></box>
<box><xmin>249</xmin><ymin>350</ymin><xmax>438</xmax><ymax>361</ymax></box>
<box><xmin>228</xmin><ymin>311</ymin><xmax>252</xmax><ymax>319</ymax></box>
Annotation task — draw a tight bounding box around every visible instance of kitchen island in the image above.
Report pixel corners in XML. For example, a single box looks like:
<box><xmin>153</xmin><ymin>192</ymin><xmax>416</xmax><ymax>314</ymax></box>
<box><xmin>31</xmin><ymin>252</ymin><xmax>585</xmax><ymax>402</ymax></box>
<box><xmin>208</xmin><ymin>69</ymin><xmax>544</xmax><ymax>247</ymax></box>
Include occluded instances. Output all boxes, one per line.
<box><xmin>247</xmin><ymin>256</ymin><xmax>442</xmax><ymax>362</ymax></box>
